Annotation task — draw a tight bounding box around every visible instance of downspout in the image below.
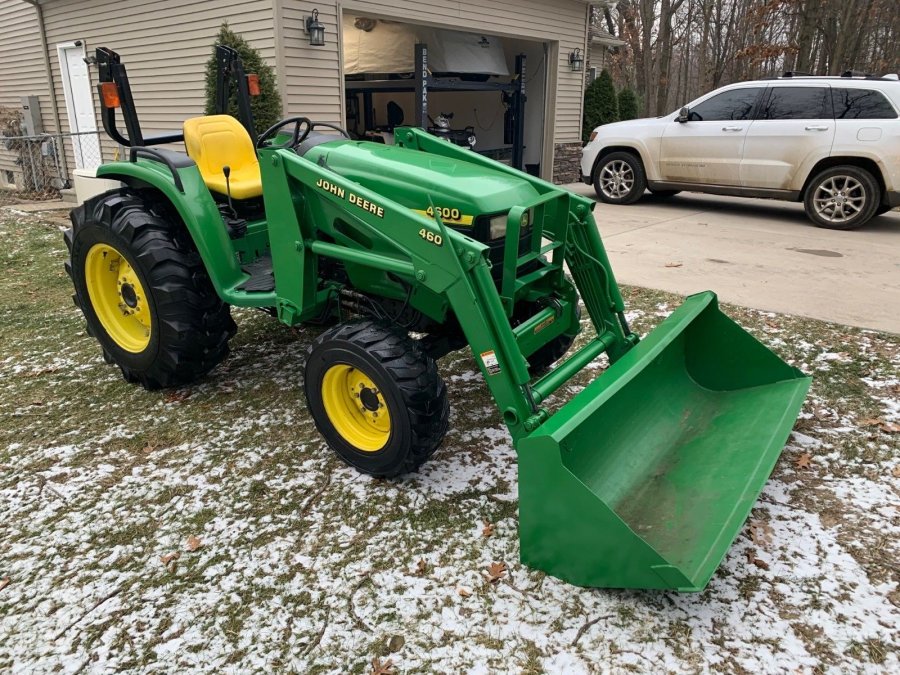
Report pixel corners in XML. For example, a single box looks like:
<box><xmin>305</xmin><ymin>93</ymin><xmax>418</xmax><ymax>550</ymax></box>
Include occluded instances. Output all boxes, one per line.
<box><xmin>23</xmin><ymin>0</ymin><xmax>71</xmax><ymax>183</ymax></box>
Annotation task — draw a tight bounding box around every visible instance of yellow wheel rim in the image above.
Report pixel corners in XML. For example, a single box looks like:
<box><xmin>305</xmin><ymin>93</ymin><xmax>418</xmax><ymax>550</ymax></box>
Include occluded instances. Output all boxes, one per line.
<box><xmin>321</xmin><ymin>364</ymin><xmax>391</xmax><ymax>452</ymax></box>
<box><xmin>84</xmin><ymin>243</ymin><xmax>152</xmax><ymax>353</ymax></box>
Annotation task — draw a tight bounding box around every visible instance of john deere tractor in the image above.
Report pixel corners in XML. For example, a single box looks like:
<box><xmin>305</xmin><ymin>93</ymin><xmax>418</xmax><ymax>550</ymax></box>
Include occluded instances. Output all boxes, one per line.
<box><xmin>65</xmin><ymin>46</ymin><xmax>810</xmax><ymax>591</ymax></box>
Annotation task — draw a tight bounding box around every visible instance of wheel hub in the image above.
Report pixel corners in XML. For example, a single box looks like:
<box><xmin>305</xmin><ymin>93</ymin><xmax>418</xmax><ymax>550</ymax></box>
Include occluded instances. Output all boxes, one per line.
<box><xmin>120</xmin><ymin>282</ymin><xmax>138</xmax><ymax>308</ymax></box>
<box><xmin>359</xmin><ymin>386</ymin><xmax>380</xmax><ymax>412</ymax></box>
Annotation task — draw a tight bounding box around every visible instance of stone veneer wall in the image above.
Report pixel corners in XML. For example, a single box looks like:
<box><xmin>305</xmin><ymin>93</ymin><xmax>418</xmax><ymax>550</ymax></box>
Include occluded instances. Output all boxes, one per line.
<box><xmin>552</xmin><ymin>142</ymin><xmax>584</xmax><ymax>184</ymax></box>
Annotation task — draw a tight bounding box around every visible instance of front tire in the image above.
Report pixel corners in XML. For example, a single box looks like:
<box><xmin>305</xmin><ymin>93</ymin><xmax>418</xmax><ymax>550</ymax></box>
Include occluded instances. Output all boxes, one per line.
<box><xmin>304</xmin><ymin>320</ymin><xmax>449</xmax><ymax>477</ymax></box>
<box><xmin>65</xmin><ymin>189</ymin><xmax>236</xmax><ymax>389</ymax></box>
<box><xmin>803</xmin><ymin>166</ymin><xmax>880</xmax><ymax>230</ymax></box>
<box><xmin>593</xmin><ymin>151</ymin><xmax>646</xmax><ymax>205</ymax></box>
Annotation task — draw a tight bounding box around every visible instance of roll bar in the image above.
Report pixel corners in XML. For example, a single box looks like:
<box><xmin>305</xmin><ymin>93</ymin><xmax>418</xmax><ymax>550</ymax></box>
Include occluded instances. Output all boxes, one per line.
<box><xmin>95</xmin><ymin>45</ymin><xmax>258</xmax><ymax>148</ymax></box>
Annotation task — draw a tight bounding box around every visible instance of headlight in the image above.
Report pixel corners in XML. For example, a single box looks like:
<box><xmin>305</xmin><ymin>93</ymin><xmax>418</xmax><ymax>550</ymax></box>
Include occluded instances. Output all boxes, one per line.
<box><xmin>589</xmin><ymin>130</ymin><xmax>598</xmax><ymax>142</ymax></box>
<box><xmin>488</xmin><ymin>210</ymin><xmax>531</xmax><ymax>240</ymax></box>
<box><xmin>489</xmin><ymin>214</ymin><xmax>507</xmax><ymax>240</ymax></box>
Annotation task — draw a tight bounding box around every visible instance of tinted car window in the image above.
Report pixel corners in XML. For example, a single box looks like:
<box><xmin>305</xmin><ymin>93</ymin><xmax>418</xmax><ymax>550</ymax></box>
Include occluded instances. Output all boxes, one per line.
<box><xmin>688</xmin><ymin>88</ymin><xmax>763</xmax><ymax>121</ymax></box>
<box><xmin>832</xmin><ymin>88</ymin><xmax>898</xmax><ymax>119</ymax></box>
<box><xmin>760</xmin><ymin>87</ymin><xmax>831</xmax><ymax>119</ymax></box>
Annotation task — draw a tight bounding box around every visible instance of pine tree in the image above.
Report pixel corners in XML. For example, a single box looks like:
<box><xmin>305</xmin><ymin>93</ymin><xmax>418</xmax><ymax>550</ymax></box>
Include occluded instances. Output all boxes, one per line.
<box><xmin>617</xmin><ymin>88</ymin><xmax>640</xmax><ymax>121</ymax></box>
<box><xmin>205</xmin><ymin>23</ymin><xmax>282</xmax><ymax>134</ymax></box>
<box><xmin>582</xmin><ymin>70</ymin><xmax>619</xmax><ymax>142</ymax></box>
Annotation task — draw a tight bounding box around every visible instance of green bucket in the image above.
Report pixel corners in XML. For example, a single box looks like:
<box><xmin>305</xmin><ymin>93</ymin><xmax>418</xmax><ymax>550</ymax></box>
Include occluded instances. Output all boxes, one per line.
<box><xmin>517</xmin><ymin>291</ymin><xmax>811</xmax><ymax>591</ymax></box>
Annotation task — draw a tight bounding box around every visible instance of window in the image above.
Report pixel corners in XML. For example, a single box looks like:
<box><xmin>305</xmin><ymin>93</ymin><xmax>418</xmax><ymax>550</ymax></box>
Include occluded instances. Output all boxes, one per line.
<box><xmin>760</xmin><ymin>87</ymin><xmax>831</xmax><ymax>120</ymax></box>
<box><xmin>832</xmin><ymin>88</ymin><xmax>898</xmax><ymax>119</ymax></box>
<box><xmin>688</xmin><ymin>88</ymin><xmax>763</xmax><ymax>121</ymax></box>
<box><xmin>588</xmin><ymin>67</ymin><xmax>597</xmax><ymax>84</ymax></box>
<box><xmin>3</xmin><ymin>170</ymin><xmax>13</xmax><ymax>185</ymax></box>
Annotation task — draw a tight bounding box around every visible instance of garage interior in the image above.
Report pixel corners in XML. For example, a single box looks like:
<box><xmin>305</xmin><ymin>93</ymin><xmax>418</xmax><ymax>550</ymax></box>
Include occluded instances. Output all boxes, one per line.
<box><xmin>342</xmin><ymin>13</ymin><xmax>548</xmax><ymax>177</ymax></box>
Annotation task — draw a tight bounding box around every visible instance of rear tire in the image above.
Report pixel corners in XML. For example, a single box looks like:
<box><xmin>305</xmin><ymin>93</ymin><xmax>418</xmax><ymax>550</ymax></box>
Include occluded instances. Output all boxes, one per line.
<box><xmin>593</xmin><ymin>151</ymin><xmax>646</xmax><ymax>205</ymax></box>
<box><xmin>803</xmin><ymin>166</ymin><xmax>880</xmax><ymax>230</ymax></box>
<box><xmin>65</xmin><ymin>189</ymin><xmax>236</xmax><ymax>389</ymax></box>
<box><xmin>303</xmin><ymin>320</ymin><xmax>449</xmax><ymax>477</ymax></box>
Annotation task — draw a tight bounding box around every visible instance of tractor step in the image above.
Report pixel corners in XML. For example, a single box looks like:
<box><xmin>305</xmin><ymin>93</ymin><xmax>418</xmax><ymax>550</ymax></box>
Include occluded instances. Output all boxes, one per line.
<box><xmin>237</xmin><ymin>255</ymin><xmax>275</xmax><ymax>293</ymax></box>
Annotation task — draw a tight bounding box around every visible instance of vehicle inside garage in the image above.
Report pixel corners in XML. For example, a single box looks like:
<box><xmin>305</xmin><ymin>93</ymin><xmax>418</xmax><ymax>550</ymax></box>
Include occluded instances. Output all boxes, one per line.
<box><xmin>342</xmin><ymin>14</ymin><xmax>547</xmax><ymax>176</ymax></box>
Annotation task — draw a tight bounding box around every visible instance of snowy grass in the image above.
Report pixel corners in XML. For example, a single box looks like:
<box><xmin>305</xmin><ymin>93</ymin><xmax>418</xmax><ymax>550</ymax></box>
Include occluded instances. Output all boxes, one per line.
<box><xmin>1</xmin><ymin>212</ymin><xmax>898</xmax><ymax>673</ymax></box>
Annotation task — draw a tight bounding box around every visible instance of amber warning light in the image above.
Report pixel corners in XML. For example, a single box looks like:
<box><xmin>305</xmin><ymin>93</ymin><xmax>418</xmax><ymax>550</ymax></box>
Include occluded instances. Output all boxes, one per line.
<box><xmin>247</xmin><ymin>74</ymin><xmax>261</xmax><ymax>96</ymax></box>
<box><xmin>100</xmin><ymin>82</ymin><xmax>121</xmax><ymax>109</ymax></box>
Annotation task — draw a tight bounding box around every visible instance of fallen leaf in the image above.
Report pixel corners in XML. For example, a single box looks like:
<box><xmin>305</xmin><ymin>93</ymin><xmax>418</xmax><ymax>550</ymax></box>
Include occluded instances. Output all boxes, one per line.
<box><xmin>413</xmin><ymin>558</ymin><xmax>428</xmax><ymax>576</ymax></box>
<box><xmin>141</xmin><ymin>443</ymin><xmax>157</xmax><ymax>454</ymax></box>
<box><xmin>752</xmin><ymin>557</ymin><xmax>770</xmax><ymax>571</ymax></box>
<box><xmin>859</xmin><ymin>417</ymin><xmax>883</xmax><ymax>427</ymax></box>
<box><xmin>163</xmin><ymin>390</ymin><xmax>190</xmax><ymax>404</ymax></box>
<box><xmin>664</xmin><ymin>262</ymin><xmax>683</xmax><ymax>268</ymax></box>
<box><xmin>486</xmin><ymin>561</ymin><xmax>507</xmax><ymax>583</ymax></box>
<box><xmin>882</xmin><ymin>422</ymin><xmax>900</xmax><ymax>434</ymax></box>
<box><xmin>482</xmin><ymin>521</ymin><xmax>495</xmax><ymax>537</ymax></box>
<box><xmin>160</xmin><ymin>551</ymin><xmax>180</xmax><ymax>573</ymax></box>
<box><xmin>0</xmin><ymin>577</ymin><xmax>9</xmax><ymax>592</ymax></box>
<box><xmin>30</xmin><ymin>400</ymin><xmax>43</xmax><ymax>407</ymax></box>
<box><xmin>185</xmin><ymin>535</ymin><xmax>202</xmax><ymax>552</ymax></box>
<box><xmin>370</xmin><ymin>657</ymin><xmax>397</xmax><ymax>675</ymax></box>
<box><xmin>892</xmin><ymin>466</ymin><xmax>900</xmax><ymax>478</ymax></box>
<box><xmin>794</xmin><ymin>453</ymin><xmax>812</xmax><ymax>470</ymax></box>
<box><xmin>749</xmin><ymin>520</ymin><xmax>773</xmax><ymax>548</ymax></box>
<box><xmin>456</xmin><ymin>586</ymin><xmax>472</xmax><ymax>598</ymax></box>
<box><xmin>387</xmin><ymin>634</ymin><xmax>405</xmax><ymax>653</ymax></box>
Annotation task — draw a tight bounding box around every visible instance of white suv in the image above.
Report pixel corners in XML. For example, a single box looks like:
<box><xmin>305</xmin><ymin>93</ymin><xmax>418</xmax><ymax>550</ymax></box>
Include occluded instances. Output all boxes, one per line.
<box><xmin>580</xmin><ymin>75</ymin><xmax>900</xmax><ymax>229</ymax></box>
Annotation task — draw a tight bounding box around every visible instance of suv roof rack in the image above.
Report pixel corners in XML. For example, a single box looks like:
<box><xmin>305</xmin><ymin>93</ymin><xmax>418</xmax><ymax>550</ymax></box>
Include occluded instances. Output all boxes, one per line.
<box><xmin>766</xmin><ymin>72</ymin><xmax>898</xmax><ymax>82</ymax></box>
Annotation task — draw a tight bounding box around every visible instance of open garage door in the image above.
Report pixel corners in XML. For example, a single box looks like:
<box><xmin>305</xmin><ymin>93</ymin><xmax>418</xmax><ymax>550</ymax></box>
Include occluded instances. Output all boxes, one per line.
<box><xmin>342</xmin><ymin>13</ymin><xmax>548</xmax><ymax>178</ymax></box>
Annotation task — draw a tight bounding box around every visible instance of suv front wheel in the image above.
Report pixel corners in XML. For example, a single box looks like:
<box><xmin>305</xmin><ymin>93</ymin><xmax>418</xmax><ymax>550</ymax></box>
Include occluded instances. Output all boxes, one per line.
<box><xmin>803</xmin><ymin>166</ymin><xmax>880</xmax><ymax>230</ymax></box>
<box><xmin>593</xmin><ymin>151</ymin><xmax>647</xmax><ymax>205</ymax></box>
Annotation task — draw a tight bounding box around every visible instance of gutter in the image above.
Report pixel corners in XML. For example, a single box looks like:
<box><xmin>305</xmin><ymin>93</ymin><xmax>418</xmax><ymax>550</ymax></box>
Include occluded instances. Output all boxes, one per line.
<box><xmin>22</xmin><ymin>0</ymin><xmax>71</xmax><ymax>182</ymax></box>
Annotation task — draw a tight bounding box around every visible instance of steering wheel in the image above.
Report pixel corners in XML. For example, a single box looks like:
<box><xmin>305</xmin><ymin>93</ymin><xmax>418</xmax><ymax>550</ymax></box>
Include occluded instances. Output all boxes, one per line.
<box><xmin>256</xmin><ymin>116</ymin><xmax>312</xmax><ymax>149</ymax></box>
<box><xmin>306</xmin><ymin>122</ymin><xmax>352</xmax><ymax>139</ymax></box>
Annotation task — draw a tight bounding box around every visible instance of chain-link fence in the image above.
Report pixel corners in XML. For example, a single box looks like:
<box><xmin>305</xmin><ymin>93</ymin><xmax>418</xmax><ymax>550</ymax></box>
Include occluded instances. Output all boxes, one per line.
<box><xmin>0</xmin><ymin>130</ymin><xmax>103</xmax><ymax>206</ymax></box>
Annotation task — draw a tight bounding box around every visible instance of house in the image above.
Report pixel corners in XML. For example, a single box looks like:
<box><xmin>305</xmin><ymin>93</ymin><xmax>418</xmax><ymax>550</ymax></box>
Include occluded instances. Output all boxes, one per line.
<box><xmin>0</xmin><ymin>0</ymin><xmax>596</xmax><ymax>193</ymax></box>
<box><xmin>587</xmin><ymin>26</ymin><xmax>625</xmax><ymax>83</ymax></box>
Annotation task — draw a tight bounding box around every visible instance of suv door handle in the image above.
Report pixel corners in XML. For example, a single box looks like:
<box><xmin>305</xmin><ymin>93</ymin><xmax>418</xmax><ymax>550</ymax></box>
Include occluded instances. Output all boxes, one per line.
<box><xmin>721</xmin><ymin>126</ymin><xmax>743</xmax><ymax>132</ymax></box>
<box><xmin>805</xmin><ymin>125</ymin><xmax>829</xmax><ymax>131</ymax></box>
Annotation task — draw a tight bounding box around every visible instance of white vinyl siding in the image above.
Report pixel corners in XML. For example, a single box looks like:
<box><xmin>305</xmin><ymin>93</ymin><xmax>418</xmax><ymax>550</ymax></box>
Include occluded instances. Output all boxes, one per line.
<box><xmin>40</xmin><ymin>0</ymin><xmax>276</xmax><ymax>169</ymax></box>
<box><xmin>0</xmin><ymin>1</ymin><xmax>52</xmax><ymax>183</ymax></box>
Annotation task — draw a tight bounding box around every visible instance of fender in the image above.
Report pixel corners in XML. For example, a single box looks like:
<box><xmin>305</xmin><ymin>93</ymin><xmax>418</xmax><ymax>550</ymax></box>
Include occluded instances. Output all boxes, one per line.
<box><xmin>97</xmin><ymin>158</ymin><xmax>250</xmax><ymax>302</ymax></box>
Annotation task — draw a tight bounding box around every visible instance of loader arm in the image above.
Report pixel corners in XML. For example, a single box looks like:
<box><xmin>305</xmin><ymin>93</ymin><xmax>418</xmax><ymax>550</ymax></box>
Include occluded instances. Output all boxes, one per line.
<box><xmin>261</xmin><ymin>130</ymin><xmax>811</xmax><ymax>591</ymax></box>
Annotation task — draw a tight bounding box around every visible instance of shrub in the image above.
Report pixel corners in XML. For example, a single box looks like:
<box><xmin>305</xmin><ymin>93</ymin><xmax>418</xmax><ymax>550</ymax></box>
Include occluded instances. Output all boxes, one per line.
<box><xmin>618</xmin><ymin>87</ymin><xmax>640</xmax><ymax>121</ymax></box>
<box><xmin>582</xmin><ymin>70</ymin><xmax>619</xmax><ymax>142</ymax></box>
<box><xmin>204</xmin><ymin>23</ymin><xmax>282</xmax><ymax>134</ymax></box>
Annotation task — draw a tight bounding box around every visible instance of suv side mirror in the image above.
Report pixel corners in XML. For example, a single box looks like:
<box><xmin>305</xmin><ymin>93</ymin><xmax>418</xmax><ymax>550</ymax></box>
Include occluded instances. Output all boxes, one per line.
<box><xmin>677</xmin><ymin>106</ymin><xmax>690</xmax><ymax>123</ymax></box>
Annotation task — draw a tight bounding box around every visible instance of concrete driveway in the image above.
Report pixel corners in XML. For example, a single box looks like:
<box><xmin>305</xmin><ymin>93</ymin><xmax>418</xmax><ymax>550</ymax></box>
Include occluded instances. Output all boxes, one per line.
<box><xmin>565</xmin><ymin>184</ymin><xmax>900</xmax><ymax>334</ymax></box>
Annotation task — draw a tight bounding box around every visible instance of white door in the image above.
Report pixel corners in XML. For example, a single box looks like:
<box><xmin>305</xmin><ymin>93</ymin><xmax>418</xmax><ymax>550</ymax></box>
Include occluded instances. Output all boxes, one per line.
<box><xmin>58</xmin><ymin>42</ymin><xmax>103</xmax><ymax>170</ymax></box>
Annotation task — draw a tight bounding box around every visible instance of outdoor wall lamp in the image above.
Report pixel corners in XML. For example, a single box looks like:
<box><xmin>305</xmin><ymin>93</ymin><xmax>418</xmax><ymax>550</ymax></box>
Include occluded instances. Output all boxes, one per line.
<box><xmin>569</xmin><ymin>48</ymin><xmax>584</xmax><ymax>72</ymax></box>
<box><xmin>305</xmin><ymin>9</ymin><xmax>326</xmax><ymax>47</ymax></box>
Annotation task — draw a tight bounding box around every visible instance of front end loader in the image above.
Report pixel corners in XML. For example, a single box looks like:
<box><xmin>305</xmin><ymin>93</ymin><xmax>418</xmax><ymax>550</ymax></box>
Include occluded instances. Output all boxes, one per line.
<box><xmin>65</xmin><ymin>46</ymin><xmax>811</xmax><ymax>591</ymax></box>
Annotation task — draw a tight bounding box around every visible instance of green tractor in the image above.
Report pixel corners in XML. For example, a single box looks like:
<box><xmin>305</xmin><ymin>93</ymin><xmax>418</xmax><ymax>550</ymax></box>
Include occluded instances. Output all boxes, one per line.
<box><xmin>65</xmin><ymin>46</ymin><xmax>810</xmax><ymax>591</ymax></box>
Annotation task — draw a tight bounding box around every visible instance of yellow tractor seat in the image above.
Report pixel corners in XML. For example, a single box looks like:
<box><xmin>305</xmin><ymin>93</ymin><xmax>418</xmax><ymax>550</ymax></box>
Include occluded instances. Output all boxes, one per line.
<box><xmin>183</xmin><ymin>115</ymin><xmax>263</xmax><ymax>200</ymax></box>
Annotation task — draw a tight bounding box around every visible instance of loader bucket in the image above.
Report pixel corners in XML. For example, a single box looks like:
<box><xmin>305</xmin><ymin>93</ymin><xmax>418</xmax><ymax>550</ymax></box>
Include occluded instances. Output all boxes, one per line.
<box><xmin>517</xmin><ymin>291</ymin><xmax>810</xmax><ymax>591</ymax></box>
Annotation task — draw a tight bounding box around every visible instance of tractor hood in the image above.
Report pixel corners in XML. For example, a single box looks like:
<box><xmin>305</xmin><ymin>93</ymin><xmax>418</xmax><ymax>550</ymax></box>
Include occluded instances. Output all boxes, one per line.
<box><xmin>301</xmin><ymin>139</ymin><xmax>540</xmax><ymax>223</ymax></box>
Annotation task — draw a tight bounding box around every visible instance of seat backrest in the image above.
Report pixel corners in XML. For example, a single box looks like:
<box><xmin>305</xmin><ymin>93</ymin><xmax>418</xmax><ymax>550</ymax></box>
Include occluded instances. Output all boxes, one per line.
<box><xmin>183</xmin><ymin>114</ymin><xmax>258</xmax><ymax>183</ymax></box>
